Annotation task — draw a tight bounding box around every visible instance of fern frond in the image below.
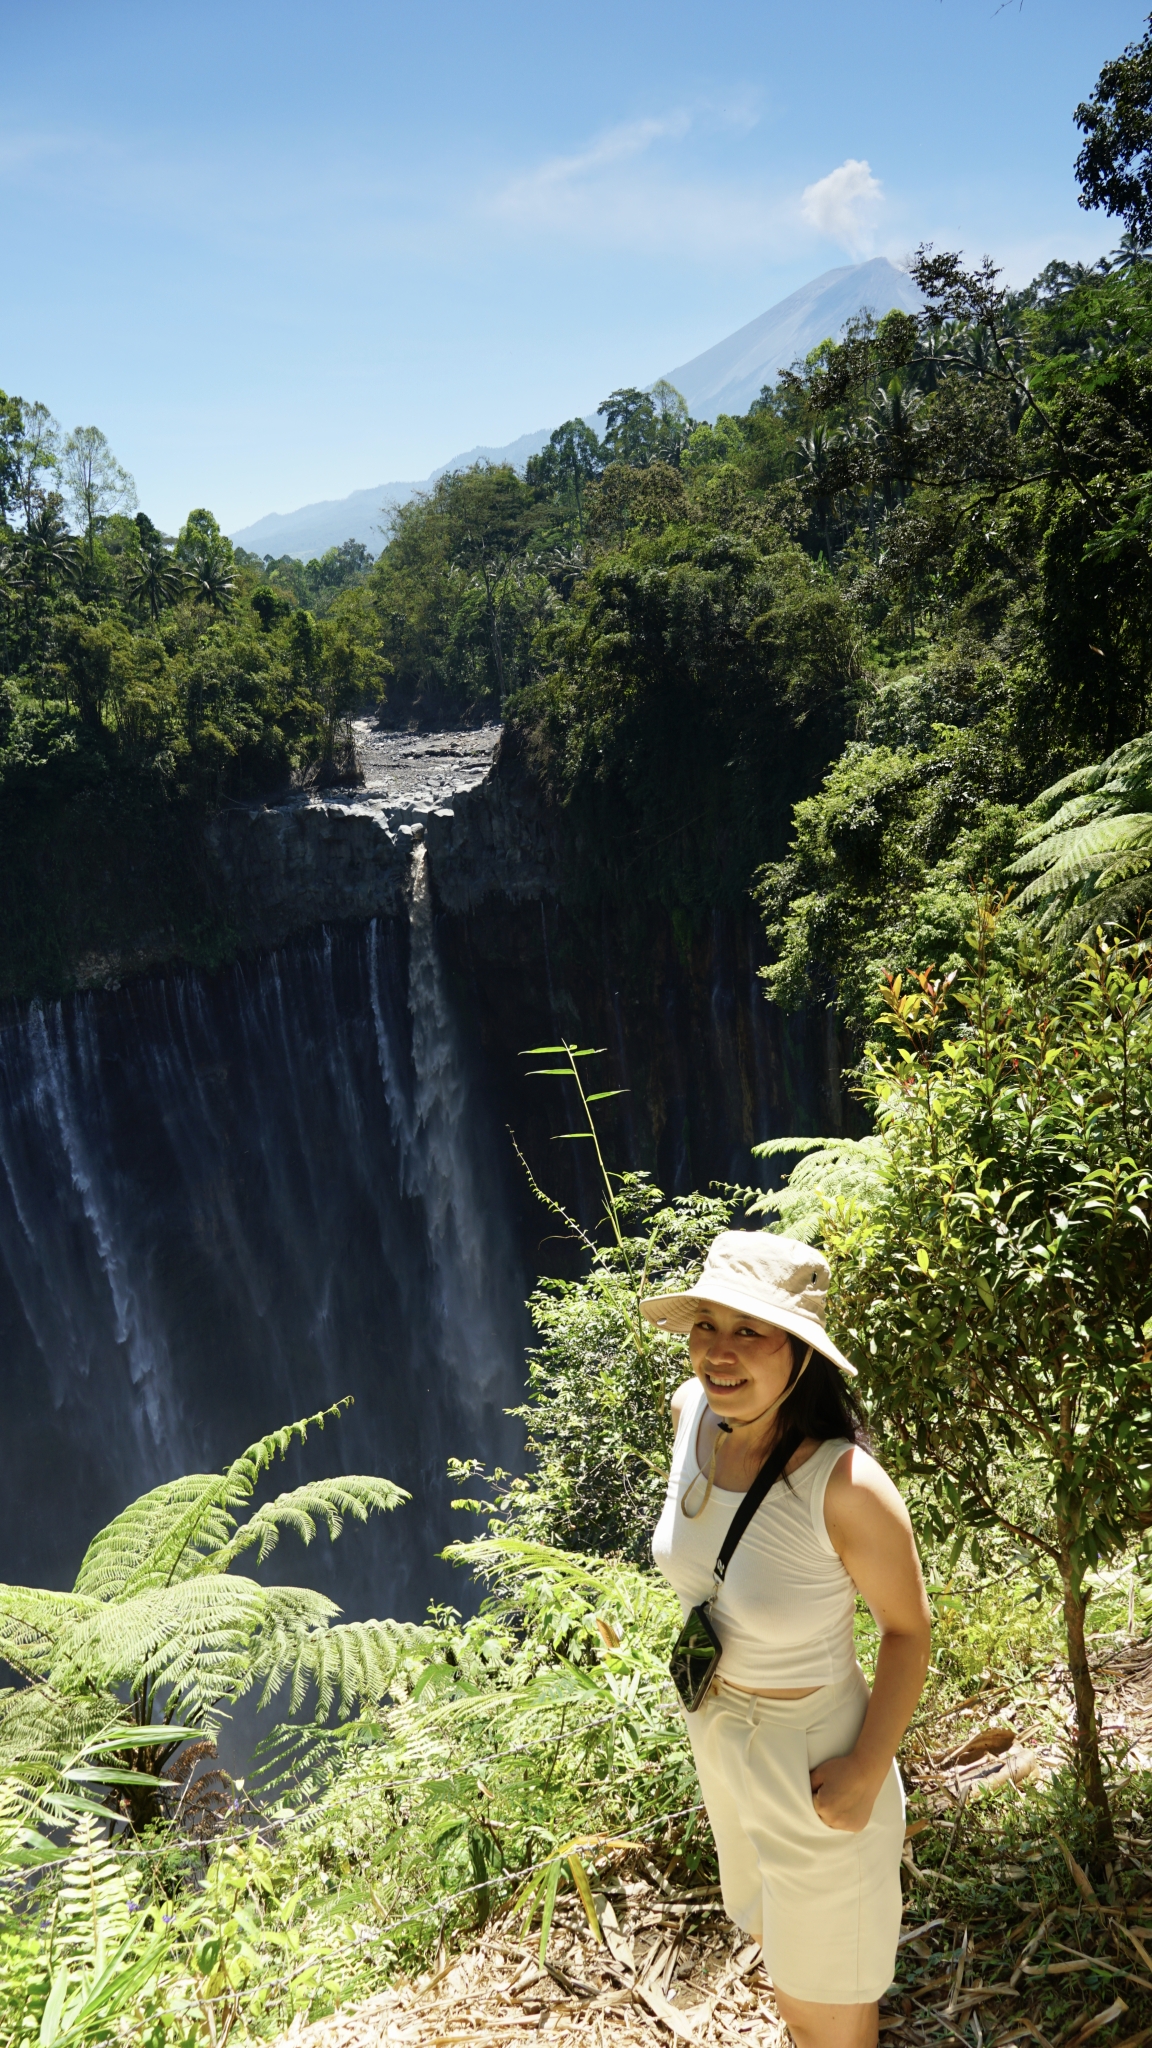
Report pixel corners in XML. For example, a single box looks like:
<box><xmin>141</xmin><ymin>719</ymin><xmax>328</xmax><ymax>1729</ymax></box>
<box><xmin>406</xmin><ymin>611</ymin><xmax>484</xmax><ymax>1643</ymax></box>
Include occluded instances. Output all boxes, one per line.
<box><xmin>253</xmin><ymin>1616</ymin><xmax>431</xmax><ymax>1720</ymax></box>
<box><xmin>74</xmin><ymin>1400</ymin><xmax>354</xmax><ymax>1599</ymax></box>
<box><xmin>749</xmin><ymin>1136</ymin><xmax>839</xmax><ymax>1159</ymax></box>
<box><xmin>1014</xmin><ymin>788</ymin><xmax>1129</xmax><ymax>850</ymax></box>
<box><xmin>1013</xmin><ymin>812</ymin><xmax>1152</xmax><ymax>889</ymax></box>
<box><xmin>747</xmin><ymin>1135</ymin><xmax>884</xmax><ymax>1242</ymax></box>
<box><xmin>1010</xmin><ymin>735</ymin><xmax>1152</xmax><ymax>935</ymax></box>
<box><xmin>0</xmin><ymin>1587</ymin><xmax>99</xmax><ymax>1679</ymax></box>
<box><xmin>211</xmin><ymin>1474</ymin><xmax>409</xmax><ymax>1570</ymax></box>
<box><xmin>54</xmin><ymin>1577</ymin><xmax>335</xmax><ymax>1721</ymax></box>
<box><xmin>1025</xmin><ymin>734</ymin><xmax>1152</xmax><ymax>815</ymax></box>
<box><xmin>443</xmin><ymin>1535</ymin><xmax>609</xmax><ymax>1595</ymax></box>
<box><xmin>0</xmin><ymin>1689</ymin><xmax>135</xmax><ymax>1833</ymax></box>
<box><xmin>74</xmin><ymin>1476</ymin><xmax>235</xmax><ymax>1602</ymax></box>
<box><xmin>7</xmin><ymin>1411</ymin><xmax>416</xmax><ymax>1819</ymax></box>
<box><xmin>1045</xmin><ymin>873</ymin><xmax>1152</xmax><ymax>942</ymax></box>
<box><xmin>54</xmin><ymin>1814</ymin><xmax>133</xmax><ymax>1972</ymax></box>
<box><xmin>0</xmin><ymin>1689</ymin><xmax>120</xmax><ymax>1773</ymax></box>
<box><xmin>248</xmin><ymin>1720</ymin><xmax>344</xmax><ymax>1805</ymax></box>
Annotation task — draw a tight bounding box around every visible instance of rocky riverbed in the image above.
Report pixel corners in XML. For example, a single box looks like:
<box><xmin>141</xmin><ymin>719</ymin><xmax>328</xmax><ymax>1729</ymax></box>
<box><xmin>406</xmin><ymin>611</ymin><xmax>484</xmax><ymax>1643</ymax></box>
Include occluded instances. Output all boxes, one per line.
<box><xmin>351</xmin><ymin>721</ymin><xmax>502</xmax><ymax>811</ymax></box>
<box><xmin>203</xmin><ymin>721</ymin><xmax>554</xmax><ymax>950</ymax></box>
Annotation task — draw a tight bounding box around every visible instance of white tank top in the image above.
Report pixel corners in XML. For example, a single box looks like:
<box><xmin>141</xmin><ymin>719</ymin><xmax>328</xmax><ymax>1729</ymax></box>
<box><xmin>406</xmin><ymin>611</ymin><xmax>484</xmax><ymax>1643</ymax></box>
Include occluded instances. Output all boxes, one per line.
<box><xmin>651</xmin><ymin>1379</ymin><xmax>858</xmax><ymax>1689</ymax></box>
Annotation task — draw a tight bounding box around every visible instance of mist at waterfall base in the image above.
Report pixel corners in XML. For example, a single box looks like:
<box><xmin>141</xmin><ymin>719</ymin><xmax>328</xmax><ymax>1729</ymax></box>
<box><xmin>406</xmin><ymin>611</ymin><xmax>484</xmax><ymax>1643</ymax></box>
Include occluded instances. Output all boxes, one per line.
<box><xmin>0</xmin><ymin>847</ymin><xmax>530</xmax><ymax>1660</ymax></box>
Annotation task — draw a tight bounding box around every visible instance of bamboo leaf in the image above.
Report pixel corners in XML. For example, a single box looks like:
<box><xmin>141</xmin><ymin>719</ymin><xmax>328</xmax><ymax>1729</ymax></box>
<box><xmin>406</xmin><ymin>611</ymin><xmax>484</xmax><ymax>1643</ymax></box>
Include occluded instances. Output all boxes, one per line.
<box><xmin>79</xmin><ymin>1726</ymin><xmax>204</xmax><ymax>1753</ymax></box>
<box><xmin>39</xmin><ymin>1967</ymin><xmax>68</xmax><ymax>2048</ymax></box>
<box><xmin>537</xmin><ymin>1858</ymin><xmax>562</xmax><ymax>1964</ymax></box>
<box><xmin>566</xmin><ymin>1850</ymin><xmax>604</xmax><ymax>1943</ymax></box>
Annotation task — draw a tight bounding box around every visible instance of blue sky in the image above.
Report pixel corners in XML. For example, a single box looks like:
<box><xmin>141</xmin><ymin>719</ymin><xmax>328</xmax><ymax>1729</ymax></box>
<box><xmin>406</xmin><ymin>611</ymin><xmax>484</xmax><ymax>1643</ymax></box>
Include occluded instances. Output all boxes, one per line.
<box><xmin>0</xmin><ymin>0</ymin><xmax>1143</xmax><ymax>534</ymax></box>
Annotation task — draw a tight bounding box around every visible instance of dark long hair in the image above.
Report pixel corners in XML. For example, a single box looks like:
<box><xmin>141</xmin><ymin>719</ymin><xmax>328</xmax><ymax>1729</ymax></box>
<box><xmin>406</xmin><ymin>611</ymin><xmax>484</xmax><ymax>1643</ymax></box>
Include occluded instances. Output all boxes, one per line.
<box><xmin>775</xmin><ymin>1334</ymin><xmax>870</xmax><ymax>1450</ymax></box>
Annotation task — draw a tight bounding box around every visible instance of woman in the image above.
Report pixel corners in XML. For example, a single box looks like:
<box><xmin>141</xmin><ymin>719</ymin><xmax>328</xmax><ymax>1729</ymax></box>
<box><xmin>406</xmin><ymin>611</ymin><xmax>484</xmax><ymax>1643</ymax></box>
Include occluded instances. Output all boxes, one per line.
<box><xmin>646</xmin><ymin>1231</ymin><xmax>930</xmax><ymax>2048</ymax></box>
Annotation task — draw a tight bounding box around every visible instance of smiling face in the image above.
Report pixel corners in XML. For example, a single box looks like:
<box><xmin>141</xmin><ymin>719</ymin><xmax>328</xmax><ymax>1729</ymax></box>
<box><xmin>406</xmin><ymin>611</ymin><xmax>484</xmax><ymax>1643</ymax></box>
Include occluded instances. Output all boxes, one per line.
<box><xmin>687</xmin><ymin>1299</ymin><xmax>795</xmax><ymax>1425</ymax></box>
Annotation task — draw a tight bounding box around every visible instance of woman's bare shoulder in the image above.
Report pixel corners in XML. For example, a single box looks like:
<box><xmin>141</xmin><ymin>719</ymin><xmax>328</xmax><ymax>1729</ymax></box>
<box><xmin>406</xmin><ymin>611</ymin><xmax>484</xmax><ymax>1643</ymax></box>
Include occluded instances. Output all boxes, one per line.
<box><xmin>823</xmin><ymin>1442</ymin><xmax>913</xmax><ymax>1533</ymax></box>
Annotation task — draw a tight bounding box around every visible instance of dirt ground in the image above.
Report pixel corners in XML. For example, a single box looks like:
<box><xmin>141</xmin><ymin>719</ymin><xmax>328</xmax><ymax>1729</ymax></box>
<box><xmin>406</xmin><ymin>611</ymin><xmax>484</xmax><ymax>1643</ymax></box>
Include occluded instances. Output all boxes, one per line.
<box><xmin>276</xmin><ymin>1641</ymin><xmax>1152</xmax><ymax>2048</ymax></box>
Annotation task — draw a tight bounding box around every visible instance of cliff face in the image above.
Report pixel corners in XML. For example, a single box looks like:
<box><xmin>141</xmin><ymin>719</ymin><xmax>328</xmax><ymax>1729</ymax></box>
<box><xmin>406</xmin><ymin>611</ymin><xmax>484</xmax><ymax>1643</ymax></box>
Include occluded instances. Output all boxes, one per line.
<box><xmin>202</xmin><ymin>718</ymin><xmax>851</xmax><ymax>1225</ymax></box>
<box><xmin>204</xmin><ymin>725</ymin><xmax>556</xmax><ymax>948</ymax></box>
<box><xmin>0</xmin><ymin>720</ymin><xmax>847</xmax><ymax>1616</ymax></box>
<box><xmin>437</xmin><ymin>894</ymin><xmax>849</xmax><ymax>1237</ymax></box>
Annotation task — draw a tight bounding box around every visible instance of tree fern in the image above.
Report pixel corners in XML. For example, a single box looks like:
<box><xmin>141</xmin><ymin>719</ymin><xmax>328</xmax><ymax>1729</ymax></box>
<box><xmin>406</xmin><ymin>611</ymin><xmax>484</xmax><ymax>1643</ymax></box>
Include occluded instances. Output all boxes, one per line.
<box><xmin>0</xmin><ymin>1406</ymin><xmax>417</xmax><ymax>1829</ymax></box>
<box><xmin>0</xmin><ymin>1589</ymin><xmax>97</xmax><ymax>1682</ymax></box>
<box><xmin>261</xmin><ymin>1617</ymin><xmax>428</xmax><ymax>1721</ymax></box>
<box><xmin>0</xmin><ymin>1692</ymin><xmax>122</xmax><ymax>1834</ymax></box>
<box><xmin>1011</xmin><ymin>733</ymin><xmax>1152</xmax><ymax>935</ymax></box>
<box><xmin>748</xmin><ymin>1136</ymin><xmax>885</xmax><ymax>1243</ymax></box>
<box><xmin>212</xmin><ymin>1473</ymin><xmax>408</xmax><ymax>1572</ymax></box>
<box><xmin>73</xmin><ymin>1400</ymin><xmax>403</xmax><ymax>1599</ymax></box>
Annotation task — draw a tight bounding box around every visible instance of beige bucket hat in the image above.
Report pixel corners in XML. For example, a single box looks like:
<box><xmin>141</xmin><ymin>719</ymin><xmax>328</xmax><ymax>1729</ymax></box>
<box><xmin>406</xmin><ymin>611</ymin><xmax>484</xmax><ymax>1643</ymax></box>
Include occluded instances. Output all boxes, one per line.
<box><xmin>639</xmin><ymin>1230</ymin><xmax>857</xmax><ymax>1376</ymax></box>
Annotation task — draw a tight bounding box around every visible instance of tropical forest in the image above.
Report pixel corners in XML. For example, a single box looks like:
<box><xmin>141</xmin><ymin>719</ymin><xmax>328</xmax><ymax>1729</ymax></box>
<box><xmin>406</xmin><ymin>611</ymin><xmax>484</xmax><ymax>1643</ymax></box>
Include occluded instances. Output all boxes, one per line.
<box><xmin>5</xmin><ymin>18</ymin><xmax>1152</xmax><ymax>2048</ymax></box>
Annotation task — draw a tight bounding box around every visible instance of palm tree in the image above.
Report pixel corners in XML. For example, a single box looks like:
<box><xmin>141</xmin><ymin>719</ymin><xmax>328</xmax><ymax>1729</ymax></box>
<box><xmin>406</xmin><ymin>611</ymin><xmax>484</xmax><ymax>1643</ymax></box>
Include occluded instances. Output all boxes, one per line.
<box><xmin>22</xmin><ymin>497</ymin><xmax>82</xmax><ymax>596</ymax></box>
<box><xmin>796</xmin><ymin>423</ymin><xmax>843</xmax><ymax>558</ymax></box>
<box><xmin>867</xmin><ymin>376</ymin><xmax>924</xmax><ymax>447</ymax></box>
<box><xmin>124</xmin><ymin>529</ymin><xmax>183</xmax><ymax>621</ymax></box>
<box><xmin>954</xmin><ymin>324</ymin><xmax>1000</xmax><ymax>377</ymax></box>
<box><xmin>864</xmin><ymin>377</ymin><xmax>924</xmax><ymax>514</ymax></box>
<box><xmin>910</xmin><ymin>320</ymin><xmax>964</xmax><ymax>391</ymax></box>
<box><xmin>175</xmin><ymin>509</ymin><xmax>236</xmax><ymax>614</ymax></box>
<box><xmin>182</xmin><ymin>547</ymin><xmax>235</xmax><ymax>613</ymax></box>
<box><xmin>1011</xmin><ymin>733</ymin><xmax>1152</xmax><ymax>934</ymax></box>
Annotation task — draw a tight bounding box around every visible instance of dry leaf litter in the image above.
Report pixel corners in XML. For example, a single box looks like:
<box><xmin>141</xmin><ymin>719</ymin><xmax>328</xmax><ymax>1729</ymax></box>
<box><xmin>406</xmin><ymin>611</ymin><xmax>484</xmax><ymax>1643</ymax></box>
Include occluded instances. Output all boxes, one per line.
<box><xmin>275</xmin><ymin>1641</ymin><xmax>1152</xmax><ymax>2048</ymax></box>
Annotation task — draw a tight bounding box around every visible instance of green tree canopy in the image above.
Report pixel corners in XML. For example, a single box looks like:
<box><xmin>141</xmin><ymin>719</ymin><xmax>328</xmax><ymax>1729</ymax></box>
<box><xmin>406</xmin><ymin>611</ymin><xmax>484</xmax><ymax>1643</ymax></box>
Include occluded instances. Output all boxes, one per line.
<box><xmin>525</xmin><ymin>418</ymin><xmax>602</xmax><ymax>536</ymax></box>
<box><xmin>824</xmin><ymin>904</ymin><xmax>1152</xmax><ymax>1838</ymax></box>
<box><xmin>1075</xmin><ymin>11</ymin><xmax>1152</xmax><ymax>242</ymax></box>
<box><xmin>61</xmin><ymin>427</ymin><xmax>136</xmax><ymax>557</ymax></box>
<box><xmin>368</xmin><ymin>465</ymin><xmax>549</xmax><ymax>721</ymax></box>
<box><xmin>596</xmin><ymin>382</ymin><xmax>693</xmax><ymax>469</ymax></box>
<box><xmin>175</xmin><ymin>508</ymin><xmax>235</xmax><ymax>613</ymax></box>
<box><xmin>511</xmin><ymin>515</ymin><xmax>858</xmax><ymax>911</ymax></box>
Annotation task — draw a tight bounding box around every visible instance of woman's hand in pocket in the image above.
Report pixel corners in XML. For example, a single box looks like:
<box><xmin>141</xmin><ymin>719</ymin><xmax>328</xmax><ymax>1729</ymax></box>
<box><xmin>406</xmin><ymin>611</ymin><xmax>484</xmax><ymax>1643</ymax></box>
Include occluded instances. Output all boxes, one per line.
<box><xmin>809</xmin><ymin>1752</ymin><xmax>882</xmax><ymax>1833</ymax></box>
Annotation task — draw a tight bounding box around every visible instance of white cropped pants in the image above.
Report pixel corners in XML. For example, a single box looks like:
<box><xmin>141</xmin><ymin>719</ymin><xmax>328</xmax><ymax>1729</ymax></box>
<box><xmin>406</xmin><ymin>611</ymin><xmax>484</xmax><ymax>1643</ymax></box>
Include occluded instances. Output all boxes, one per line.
<box><xmin>685</xmin><ymin>1664</ymin><xmax>904</xmax><ymax>2005</ymax></box>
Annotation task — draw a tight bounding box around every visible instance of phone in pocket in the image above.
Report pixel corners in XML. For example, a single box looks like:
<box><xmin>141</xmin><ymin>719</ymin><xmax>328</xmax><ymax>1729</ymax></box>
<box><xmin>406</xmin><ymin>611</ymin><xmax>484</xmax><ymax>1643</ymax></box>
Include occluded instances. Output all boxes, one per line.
<box><xmin>669</xmin><ymin>1603</ymin><xmax>723</xmax><ymax>1712</ymax></box>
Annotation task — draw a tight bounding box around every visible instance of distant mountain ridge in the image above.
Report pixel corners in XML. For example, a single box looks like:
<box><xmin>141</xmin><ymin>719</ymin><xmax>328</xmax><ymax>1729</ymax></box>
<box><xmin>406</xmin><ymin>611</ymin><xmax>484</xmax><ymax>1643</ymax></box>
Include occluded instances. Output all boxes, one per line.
<box><xmin>231</xmin><ymin>258</ymin><xmax>918</xmax><ymax>562</ymax></box>
<box><xmin>229</xmin><ymin>429</ymin><xmax>554</xmax><ymax>562</ymax></box>
<box><xmin>663</xmin><ymin>257</ymin><xmax>921</xmax><ymax>417</ymax></box>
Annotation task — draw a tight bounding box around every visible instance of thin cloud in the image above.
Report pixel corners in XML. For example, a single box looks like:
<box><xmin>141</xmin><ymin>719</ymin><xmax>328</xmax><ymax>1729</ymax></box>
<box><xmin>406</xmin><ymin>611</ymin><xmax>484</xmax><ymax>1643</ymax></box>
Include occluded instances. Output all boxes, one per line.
<box><xmin>492</xmin><ymin>112</ymin><xmax>693</xmax><ymax>229</ymax></box>
<box><xmin>487</xmin><ymin>111</ymin><xmax>815</xmax><ymax>259</ymax></box>
<box><xmin>0</xmin><ymin>128</ymin><xmax>102</xmax><ymax>174</ymax></box>
<box><xmin>800</xmin><ymin>158</ymin><xmax>884</xmax><ymax>257</ymax></box>
<box><xmin>522</xmin><ymin>113</ymin><xmax>693</xmax><ymax>192</ymax></box>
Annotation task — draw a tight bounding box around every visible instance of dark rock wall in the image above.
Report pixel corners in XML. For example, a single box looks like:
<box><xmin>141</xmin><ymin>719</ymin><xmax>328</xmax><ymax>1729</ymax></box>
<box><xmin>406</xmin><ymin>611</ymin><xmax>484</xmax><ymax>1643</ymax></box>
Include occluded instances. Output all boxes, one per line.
<box><xmin>0</xmin><ymin>920</ymin><xmax>528</xmax><ymax>1615</ymax></box>
<box><xmin>0</xmin><ymin>726</ymin><xmax>853</xmax><ymax>1616</ymax></box>
<box><xmin>437</xmin><ymin>888</ymin><xmax>853</xmax><ymax>1261</ymax></box>
<box><xmin>202</xmin><ymin>729</ymin><xmax>852</xmax><ymax>1248</ymax></box>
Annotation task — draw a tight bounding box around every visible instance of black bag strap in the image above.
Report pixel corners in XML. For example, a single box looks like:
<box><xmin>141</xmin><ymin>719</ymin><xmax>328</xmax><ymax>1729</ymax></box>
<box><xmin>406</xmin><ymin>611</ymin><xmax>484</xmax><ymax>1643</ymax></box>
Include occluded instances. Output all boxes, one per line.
<box><xmin>713</xmin><ymin>1425</ymin><xmax>802</xmax><ymax>1585</ymax></box>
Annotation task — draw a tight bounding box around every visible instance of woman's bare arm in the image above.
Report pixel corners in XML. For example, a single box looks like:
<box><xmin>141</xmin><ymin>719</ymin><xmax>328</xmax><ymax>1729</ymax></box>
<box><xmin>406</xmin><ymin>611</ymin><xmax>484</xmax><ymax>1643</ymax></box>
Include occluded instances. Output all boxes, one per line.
<box><xmin>810</xmin><ymin>1447</ymin><xmax>931</xmax><ymax>1832</ymax></box>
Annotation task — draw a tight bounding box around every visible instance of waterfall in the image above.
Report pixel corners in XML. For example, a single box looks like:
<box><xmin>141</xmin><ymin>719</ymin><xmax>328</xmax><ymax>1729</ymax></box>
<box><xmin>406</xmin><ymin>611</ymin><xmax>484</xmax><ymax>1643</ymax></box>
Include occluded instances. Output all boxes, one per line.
<box><xmin>369</xmin><ymin>843</ymin><xmax>513</xmax><ymax>1419</ymax></box>
<box><xmin>0</xmin><ymin>909</ymin><xmax>527</xmax><ymax>1618</ymax></box>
